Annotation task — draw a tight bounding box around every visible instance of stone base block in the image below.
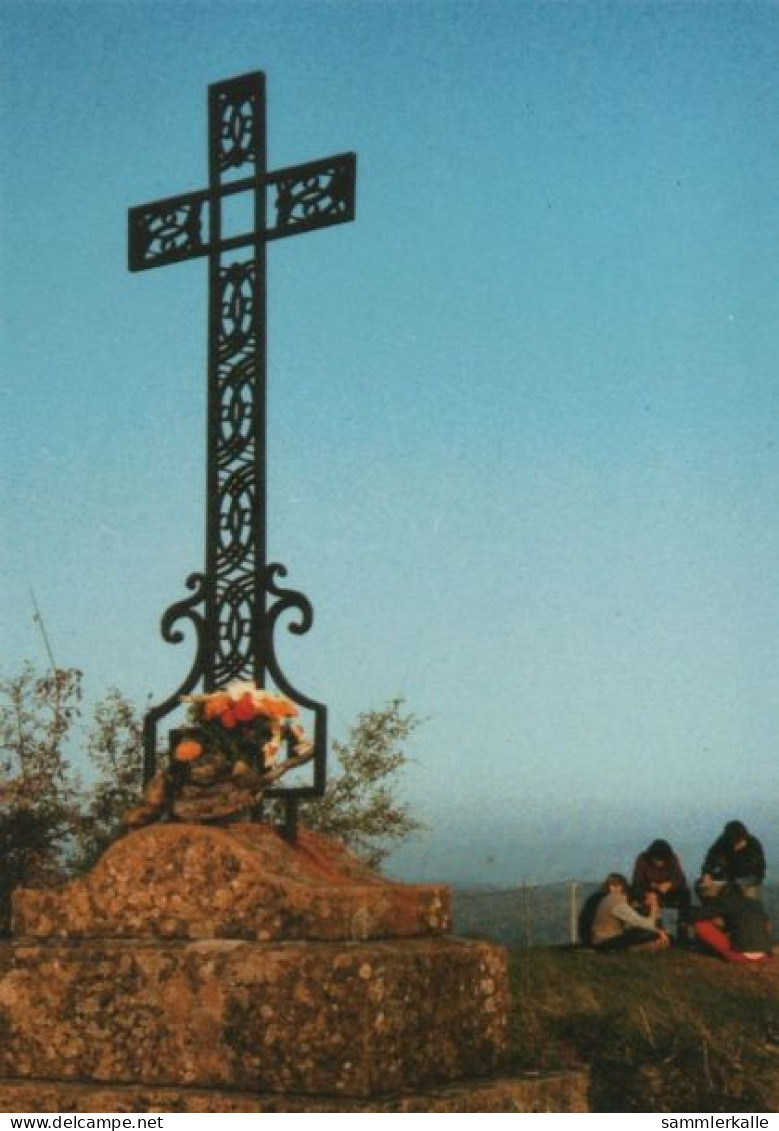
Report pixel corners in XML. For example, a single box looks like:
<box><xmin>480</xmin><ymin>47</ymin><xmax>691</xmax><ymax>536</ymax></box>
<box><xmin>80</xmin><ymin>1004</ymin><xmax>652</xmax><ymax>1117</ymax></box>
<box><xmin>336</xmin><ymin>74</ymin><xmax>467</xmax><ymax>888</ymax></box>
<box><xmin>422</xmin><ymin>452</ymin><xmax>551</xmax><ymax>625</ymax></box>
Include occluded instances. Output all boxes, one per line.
<box><xmin>0</xmin><ymin>937</ymin><xmax>506</xmax><ymax>1098</ymax></box>
<box><xmin>13</xmin><ymin>825</ymin><xmax>449</xmax><ymax>943</ymax></box>
<box><xmin>0</xmin><ymin>1072</ymin><xmax>589</xmax><ymax>1113</ymax></box>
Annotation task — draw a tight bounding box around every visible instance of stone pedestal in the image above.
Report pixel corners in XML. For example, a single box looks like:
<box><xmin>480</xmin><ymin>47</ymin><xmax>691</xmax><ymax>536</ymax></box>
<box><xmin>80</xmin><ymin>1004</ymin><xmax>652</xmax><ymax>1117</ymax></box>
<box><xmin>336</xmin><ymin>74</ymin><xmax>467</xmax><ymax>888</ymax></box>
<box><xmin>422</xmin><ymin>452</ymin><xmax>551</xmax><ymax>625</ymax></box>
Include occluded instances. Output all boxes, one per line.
<box><xmin>0</xmin><ymin>825</ymin><xmax>587</xmax><ymax>1112</ymax></box>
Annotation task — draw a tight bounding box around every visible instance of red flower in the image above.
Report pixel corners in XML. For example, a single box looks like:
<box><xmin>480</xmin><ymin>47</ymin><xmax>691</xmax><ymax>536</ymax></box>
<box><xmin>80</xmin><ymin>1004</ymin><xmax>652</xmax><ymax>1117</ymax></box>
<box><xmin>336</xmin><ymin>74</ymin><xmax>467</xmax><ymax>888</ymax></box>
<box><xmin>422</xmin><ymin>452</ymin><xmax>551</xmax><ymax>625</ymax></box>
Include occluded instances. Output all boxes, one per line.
<box><xmin>221</xmin><ymin>710</ymin><xmax>238</xmax><ymax>729</ymax></box>
<box><xmin>233</xmin><ymin>694</ymin><xmax>257</xmax><ymax>722</ymax></box>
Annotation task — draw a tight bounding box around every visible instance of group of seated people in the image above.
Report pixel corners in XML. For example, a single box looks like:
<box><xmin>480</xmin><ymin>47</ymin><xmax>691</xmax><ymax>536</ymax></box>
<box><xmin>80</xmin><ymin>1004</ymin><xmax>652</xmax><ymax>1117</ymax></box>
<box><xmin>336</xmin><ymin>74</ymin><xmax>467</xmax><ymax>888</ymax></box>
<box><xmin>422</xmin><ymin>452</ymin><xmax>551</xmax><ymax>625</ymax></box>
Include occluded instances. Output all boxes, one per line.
<box><xmin>580</xmin><ymin>819</ymin><xmax>771</xmax><ymax>964</ymax></box>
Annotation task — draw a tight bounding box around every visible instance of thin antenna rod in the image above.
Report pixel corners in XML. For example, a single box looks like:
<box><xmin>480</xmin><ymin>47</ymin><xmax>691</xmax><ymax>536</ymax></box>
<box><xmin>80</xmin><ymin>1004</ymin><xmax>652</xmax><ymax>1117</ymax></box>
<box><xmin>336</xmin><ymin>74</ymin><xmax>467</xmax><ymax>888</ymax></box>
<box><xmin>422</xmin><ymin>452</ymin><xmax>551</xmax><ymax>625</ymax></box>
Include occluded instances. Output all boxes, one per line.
<box><xmin>29</xmin><ymin>588</ymin><xmax>58</xmax><ymax>673</ymax></box>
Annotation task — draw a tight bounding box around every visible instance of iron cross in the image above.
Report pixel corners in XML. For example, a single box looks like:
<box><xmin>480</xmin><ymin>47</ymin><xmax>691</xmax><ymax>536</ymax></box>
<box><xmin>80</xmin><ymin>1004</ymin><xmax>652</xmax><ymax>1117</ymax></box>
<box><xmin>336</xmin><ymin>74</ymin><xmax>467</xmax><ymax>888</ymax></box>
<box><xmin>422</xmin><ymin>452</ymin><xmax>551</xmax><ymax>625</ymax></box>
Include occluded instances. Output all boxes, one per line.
<box><xmin>128</xmin><ymin>72</ymin><xmax>356</xmax><ymax>822</ymax></box>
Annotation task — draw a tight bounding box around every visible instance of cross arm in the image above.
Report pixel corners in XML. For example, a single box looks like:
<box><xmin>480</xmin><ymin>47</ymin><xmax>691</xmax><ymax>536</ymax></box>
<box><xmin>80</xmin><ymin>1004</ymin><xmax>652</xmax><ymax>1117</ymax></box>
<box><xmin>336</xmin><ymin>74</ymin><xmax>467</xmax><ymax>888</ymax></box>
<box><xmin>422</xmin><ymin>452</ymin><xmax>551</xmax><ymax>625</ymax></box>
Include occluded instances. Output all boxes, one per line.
<box><xmin>128</xmin><ymin>152</ymin><xmax>357</xmax><ymax>272</ymax></box>
<box><xmin>128</xmin><ymin>188</ymin><xmax>210</xmax><ymax>272</ymax></box>
<box><xmin>266</xmin><ymin>152</ymin><xmax>356</xmax><ymax>242</ymax></box>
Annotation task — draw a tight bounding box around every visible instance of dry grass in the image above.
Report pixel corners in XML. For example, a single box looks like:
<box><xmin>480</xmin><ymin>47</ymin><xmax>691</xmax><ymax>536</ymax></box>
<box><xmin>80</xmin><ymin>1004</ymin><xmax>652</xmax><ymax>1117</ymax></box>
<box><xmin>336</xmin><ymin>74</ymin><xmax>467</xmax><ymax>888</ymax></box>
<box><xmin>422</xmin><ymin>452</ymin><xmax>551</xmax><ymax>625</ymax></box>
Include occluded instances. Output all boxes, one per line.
<box><xmin>508</xmin><ymin>947</ymin><xmax>779</xmax><ymax>1112</ymax></box>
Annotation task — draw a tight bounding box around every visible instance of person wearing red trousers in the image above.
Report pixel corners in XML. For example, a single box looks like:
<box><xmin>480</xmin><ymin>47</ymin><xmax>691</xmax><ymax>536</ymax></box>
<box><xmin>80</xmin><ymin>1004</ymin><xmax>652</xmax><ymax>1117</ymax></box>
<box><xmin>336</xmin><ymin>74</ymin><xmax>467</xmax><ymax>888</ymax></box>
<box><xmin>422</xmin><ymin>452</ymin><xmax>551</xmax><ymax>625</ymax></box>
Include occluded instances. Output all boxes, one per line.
<box><xmin>692</xmin><ymin>881</ymin><xmax>771</xmax><ymax>964</ymax></box>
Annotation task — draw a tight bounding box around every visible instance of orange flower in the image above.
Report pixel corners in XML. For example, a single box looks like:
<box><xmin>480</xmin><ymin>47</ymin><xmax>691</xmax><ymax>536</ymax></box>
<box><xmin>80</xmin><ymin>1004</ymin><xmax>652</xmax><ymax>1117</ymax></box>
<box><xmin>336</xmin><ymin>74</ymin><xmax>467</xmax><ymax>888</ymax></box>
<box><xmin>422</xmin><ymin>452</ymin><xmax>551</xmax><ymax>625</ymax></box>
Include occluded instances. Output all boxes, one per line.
<box><xmin>233</xmin><ymin>694</ymin><xmax>257</xmax><ymax>722</ymax></box>
<box><xmin>220</xmin><ymin>710</ymin><xmax>238</xmax><ymax>729</ymax></box>
<box><xmin>258</xmin><ymin>693</ymin><xmax>298</xmax><ymax>719</ymax></box>
<box><xmin>203</xmin><ymin>692</ymin><xmax>232</xmax><ymax>720</ymax></box>
<box><xmin>174</xmin><ymin>740</ymin><xmax>203</xmax><ymax>762</ymax></box>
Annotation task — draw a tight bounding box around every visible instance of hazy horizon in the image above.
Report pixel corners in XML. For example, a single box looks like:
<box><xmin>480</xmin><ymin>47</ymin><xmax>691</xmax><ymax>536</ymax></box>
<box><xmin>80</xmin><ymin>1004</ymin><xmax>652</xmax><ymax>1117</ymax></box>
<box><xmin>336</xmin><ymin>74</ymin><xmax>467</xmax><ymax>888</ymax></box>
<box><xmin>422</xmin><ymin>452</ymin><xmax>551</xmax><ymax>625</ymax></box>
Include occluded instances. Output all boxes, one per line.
<box><xmin>382</xmin><ymin>793</ymin><xmax>779</xmax><ymax>887</ymax></box>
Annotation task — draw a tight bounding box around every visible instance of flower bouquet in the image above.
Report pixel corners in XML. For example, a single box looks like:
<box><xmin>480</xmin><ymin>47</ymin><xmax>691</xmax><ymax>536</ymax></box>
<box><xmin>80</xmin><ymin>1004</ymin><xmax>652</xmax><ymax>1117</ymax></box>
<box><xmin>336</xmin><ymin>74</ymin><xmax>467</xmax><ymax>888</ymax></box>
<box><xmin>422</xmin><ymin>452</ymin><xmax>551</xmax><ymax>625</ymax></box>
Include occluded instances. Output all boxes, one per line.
<box><xmin>123</xmin><ymin>681</ymin><xmax>314</xmax><ymax>827</ymax></box>
<box><xmin>177</xmin><ymin>680</ymin><xmax>311</xmax><ymax>772</ymax></box>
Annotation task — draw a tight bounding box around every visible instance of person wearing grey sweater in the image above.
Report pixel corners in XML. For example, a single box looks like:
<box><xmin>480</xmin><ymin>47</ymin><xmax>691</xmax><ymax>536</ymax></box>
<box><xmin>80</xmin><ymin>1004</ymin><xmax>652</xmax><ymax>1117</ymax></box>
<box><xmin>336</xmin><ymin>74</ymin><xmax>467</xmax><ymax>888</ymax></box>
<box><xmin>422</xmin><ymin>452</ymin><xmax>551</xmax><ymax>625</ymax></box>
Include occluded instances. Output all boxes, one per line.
<box><xmin>592</xmin><ymin>873</ymin><xmax>670</xmax><ymax>952</ymax></box>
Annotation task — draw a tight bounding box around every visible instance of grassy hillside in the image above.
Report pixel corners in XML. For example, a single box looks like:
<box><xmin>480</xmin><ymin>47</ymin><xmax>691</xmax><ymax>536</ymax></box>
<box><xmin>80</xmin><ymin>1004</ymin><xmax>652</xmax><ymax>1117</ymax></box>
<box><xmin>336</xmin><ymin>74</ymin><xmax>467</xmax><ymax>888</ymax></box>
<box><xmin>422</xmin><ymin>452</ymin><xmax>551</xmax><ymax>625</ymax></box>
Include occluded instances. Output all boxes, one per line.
<box><xmin>508</xmin><ymin>947</ymin><xmax>779</xmax><ymax>1113</ymax></box>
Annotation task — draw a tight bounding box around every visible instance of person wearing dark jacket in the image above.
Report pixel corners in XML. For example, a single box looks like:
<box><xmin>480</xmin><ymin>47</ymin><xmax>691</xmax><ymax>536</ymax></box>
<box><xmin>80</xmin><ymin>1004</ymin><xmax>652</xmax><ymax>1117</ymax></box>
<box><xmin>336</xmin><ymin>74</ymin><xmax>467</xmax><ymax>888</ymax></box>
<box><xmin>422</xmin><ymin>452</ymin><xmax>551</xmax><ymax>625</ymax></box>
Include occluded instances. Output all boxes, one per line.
<box><xmin>691</xmin><ymin>881</ymin><xmax>771</xmax><ymax>963</ymax></box>
<box><xmin>700</xmin><ymin>820</ymin><xmax>766</xmax><ymax>898</ymax></box>
<box><xmin>632</xmin><ymin>838</ymin><xmax>691</xmax><ymax>933</ymax></box>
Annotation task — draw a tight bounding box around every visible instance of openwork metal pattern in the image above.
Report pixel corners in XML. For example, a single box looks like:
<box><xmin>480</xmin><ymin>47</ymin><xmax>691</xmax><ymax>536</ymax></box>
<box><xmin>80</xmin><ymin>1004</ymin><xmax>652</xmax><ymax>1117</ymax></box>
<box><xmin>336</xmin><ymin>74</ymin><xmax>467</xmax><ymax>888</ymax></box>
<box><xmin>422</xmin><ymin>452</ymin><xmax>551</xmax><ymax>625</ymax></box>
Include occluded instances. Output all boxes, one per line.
<box><xmin>129</xmin><ymin>72</ymin><xmax>356</xmax><ymax>835</ymax></box>
<box><xmin>211</xmin><ymin>253</ymin><xmax>260</xmax><ymax>688</ymax></box>
<box><xmin>267</xmin><ymin>155</ymin><xmax>356</xmax><ymax>239</ymax></box>
<box><xmin>129</xmin><ymin>193</ymin><xmax>208</xmax><ymax>269</ymax></box>
<box><xmin>214</xmin><ymin>77</ymin><xmax>260</xmax><ymax>173</ymax></box>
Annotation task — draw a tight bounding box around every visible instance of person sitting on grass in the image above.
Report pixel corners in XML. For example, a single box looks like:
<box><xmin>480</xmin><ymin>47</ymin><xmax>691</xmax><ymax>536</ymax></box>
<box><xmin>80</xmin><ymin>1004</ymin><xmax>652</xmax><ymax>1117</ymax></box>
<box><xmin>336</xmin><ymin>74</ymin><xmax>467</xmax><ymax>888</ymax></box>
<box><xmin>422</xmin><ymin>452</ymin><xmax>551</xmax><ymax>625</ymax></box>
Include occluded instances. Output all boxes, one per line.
<box><xmin>631</xmin><ymin>837</ymin><xmax>691</xmax><ymax>936</ymax></box>
<box><xmin>691</xmin><ymin>879</ymin><xmax>771</xmax><ymax>965</ymax></box>
<box><xmin>698</xmin><ymin>819</ymin><xmax>765</xmax><ymax>900</ymax></box>
<box><xmin>591</xmin><ymin>873</ymin><xmax>671</xmax><ymax>952</ymax></box>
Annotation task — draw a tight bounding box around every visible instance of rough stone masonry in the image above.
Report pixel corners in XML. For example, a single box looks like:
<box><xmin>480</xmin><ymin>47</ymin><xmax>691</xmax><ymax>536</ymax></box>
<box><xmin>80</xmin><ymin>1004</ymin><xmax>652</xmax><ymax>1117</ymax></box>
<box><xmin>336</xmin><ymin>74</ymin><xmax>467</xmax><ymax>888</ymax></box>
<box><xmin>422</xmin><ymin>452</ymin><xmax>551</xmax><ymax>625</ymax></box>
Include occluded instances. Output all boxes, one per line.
<box><xmin>0</xmin><ymin>824</ymin><xmax>588</xmax><ymax>1112</ymax></box>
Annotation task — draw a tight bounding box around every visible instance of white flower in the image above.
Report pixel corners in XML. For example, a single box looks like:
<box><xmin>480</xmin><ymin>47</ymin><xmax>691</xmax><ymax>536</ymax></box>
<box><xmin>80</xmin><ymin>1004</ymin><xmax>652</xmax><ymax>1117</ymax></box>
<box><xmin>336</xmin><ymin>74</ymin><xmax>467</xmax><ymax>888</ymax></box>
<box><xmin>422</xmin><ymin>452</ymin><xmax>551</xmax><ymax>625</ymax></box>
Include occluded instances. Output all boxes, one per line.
<box><xmin>225</xmin><ymin>679</ymin><xmax>260</xmax><ymax>702</ymax></box>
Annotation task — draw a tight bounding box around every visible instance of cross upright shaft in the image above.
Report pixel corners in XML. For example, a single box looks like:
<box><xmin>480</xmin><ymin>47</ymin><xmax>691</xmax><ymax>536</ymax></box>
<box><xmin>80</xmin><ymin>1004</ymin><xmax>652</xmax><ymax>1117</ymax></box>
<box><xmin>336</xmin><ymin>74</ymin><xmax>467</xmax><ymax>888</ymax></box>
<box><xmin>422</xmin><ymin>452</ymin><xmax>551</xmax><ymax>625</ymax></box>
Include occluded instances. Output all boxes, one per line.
<box><xmin>128</xmin><ymin>72</ymin><xmax>356</xmax><ymax>808</ymax></box>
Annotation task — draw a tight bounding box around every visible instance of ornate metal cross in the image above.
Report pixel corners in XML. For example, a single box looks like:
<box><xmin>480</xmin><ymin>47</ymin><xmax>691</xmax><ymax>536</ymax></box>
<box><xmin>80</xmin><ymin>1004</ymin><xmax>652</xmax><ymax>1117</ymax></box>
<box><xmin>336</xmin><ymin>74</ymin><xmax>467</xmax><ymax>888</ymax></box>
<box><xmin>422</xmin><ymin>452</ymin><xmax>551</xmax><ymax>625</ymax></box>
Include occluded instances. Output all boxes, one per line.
<box><xmin>128</xmin><ymin>72</ymin><xmax>356</xmax><ymax>830</ymax></box>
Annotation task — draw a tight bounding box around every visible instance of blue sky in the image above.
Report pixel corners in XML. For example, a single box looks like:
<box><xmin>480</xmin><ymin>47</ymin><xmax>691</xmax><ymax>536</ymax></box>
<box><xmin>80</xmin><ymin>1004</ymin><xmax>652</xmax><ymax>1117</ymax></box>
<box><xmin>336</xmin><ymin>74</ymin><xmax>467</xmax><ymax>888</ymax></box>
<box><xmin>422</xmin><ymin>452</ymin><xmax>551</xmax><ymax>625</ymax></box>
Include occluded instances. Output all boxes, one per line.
<box><xmin>2</xmin><ymin>1</ymin><xmax>779</xmax><ymax>884</ymax></box>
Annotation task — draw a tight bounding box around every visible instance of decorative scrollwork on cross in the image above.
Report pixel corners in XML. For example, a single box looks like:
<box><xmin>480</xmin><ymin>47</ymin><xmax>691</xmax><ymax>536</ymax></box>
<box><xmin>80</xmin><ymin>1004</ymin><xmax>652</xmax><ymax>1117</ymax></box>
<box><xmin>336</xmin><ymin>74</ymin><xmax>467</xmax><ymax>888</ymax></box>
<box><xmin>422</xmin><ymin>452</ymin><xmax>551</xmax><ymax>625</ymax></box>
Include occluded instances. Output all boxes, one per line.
<box><xmin>275</xmin><ymin>167</ymin><xmax>350</xmax><ymax>226</ymax></box>
<box><xmin>215</xmin><ymin>576</ymin><xmax>256</xmax><ymax>686</ymax></box>
<box><xmin>129</xmin><ymin>194</ymin><xmax>208</xmax><ymax>270</ymax></box>
<box><xmin>129</xmin><ymin>72</ymin><xmax>356</xmax><ymax>837</ymax></box>
<box><xmin>218</xmin><ymin>260</ymin><xmax>257</xmax><ymax>346</ymax></box>
<box><xmin>219</xmin><ymin>358</ymin><xmax>255</xmax><ymax>451</ymax></box>
<box><xmin>212</xmin><ymin>249</ymin><xmax>260</xmax><ymax>695</ymax></box>
<box><xmin>263</xmin><ymin>564</ymin><xmax>327</xmax><ymax>801</ymax></box>
<box><xmin>214</xmin><ymin>78</ymin><xmax>262</xmax><ymax>174</ymax></box>
<box><xmin>267</xmin><ymin>153</ymin><xmax>357</xmax><ymax>240</ymax></box>
<box><xmin>141</xmin><ymin>572</ymin><xmax>209</xmax><ymax>782</ymax></box>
